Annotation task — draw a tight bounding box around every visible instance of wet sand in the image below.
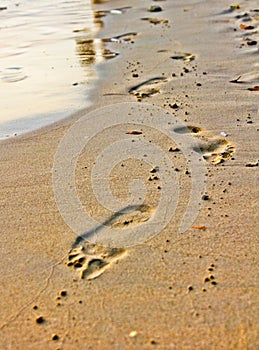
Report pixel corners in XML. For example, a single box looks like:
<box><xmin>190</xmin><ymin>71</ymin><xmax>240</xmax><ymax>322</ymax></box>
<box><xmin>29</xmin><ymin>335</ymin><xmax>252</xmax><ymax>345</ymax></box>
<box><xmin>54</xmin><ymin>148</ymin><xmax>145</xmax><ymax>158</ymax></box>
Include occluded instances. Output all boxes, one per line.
<box><xmin>0</xmin><ymin>0</ymin><xmax>100</xmax><ymax>138</ymax></box>
<box><xmin>0</xmin><ymin>0</ymin><xmax>258</xmax><ymax>349</ymax></box>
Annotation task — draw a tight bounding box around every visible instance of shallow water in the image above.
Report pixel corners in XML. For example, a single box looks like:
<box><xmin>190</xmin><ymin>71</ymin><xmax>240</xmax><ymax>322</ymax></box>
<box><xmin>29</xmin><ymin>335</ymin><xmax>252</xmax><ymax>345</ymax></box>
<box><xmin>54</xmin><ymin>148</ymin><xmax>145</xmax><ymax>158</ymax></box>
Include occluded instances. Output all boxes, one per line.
<box><xmin>0</xmin><ymin>0</ymin><xmax>105</xmax><ymax>139</ymax></box>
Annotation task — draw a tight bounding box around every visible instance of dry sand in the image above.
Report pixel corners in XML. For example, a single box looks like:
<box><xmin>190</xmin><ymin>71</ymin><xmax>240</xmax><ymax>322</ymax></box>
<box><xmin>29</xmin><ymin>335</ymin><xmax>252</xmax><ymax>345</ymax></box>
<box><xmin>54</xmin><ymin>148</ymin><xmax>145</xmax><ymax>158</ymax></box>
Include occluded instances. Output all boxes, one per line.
<box><xmin>0</xmin><ymin>0</ymin><xmax>258</xmax><ymax>349</ymax></box>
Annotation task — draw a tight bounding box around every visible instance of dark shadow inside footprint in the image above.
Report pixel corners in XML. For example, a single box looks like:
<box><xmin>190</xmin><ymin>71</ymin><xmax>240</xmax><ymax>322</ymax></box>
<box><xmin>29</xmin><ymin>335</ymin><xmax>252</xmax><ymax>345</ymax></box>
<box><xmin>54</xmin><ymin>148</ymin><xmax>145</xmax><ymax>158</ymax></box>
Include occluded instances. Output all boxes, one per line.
<box><xmin>72</xmin><ymin>204</ymin><xmax>153</xmax><ymax>248</ymax></box>
<box><xmin>128</xmin><ymin>77</ymin><xmax>168</xmax><ymax>100</ymax></box>
<box><xmin>74</xmin><ymin>257</ymin><xmax>86</xmax><ymax>268</ymax></box>
<box><xmin>141</xmin><ymin>17</ymin><xmax>169</xmax><ymax>25</ymax></box>
<box><xmin>193</xmin><ymin>139</ymin><xmax>235</xmax><ymax>164</ymax></box>
<box><xmin>81</xmin><ymin>259</ymin><xmax>108</xmax><ymax>279</ymax></box>
<box><xmin>217</xmin><ymin>8</ymin><xmax>236</xmax><ymax>15</ymax></box>
<box><xmin>199</xmin><ymin>140</ymin><xmax>229</xmax><ymax>153</ymax></box>
<box><xmin>111</xmin><ymin>32</ymin><xmax>137</xmax><ymax>42</ymax></box>
<box><xmin>128</xmin><ymin>77</ymin><xmax>167</xmax><ymax>93</ymax></box>
<box><xmin>89</xmin><ymin>258</ymin><xmax>107</xmax><ymax>268</ymax></box>
<box><xmin>171</xmin><ymin>52</ymin><xmax>195</xmax><ymax>62</ymax></box>
<box><xmin>174</xmin><ymin>126</ymin><xmax>202</xmax><ymax>134</ymax></box>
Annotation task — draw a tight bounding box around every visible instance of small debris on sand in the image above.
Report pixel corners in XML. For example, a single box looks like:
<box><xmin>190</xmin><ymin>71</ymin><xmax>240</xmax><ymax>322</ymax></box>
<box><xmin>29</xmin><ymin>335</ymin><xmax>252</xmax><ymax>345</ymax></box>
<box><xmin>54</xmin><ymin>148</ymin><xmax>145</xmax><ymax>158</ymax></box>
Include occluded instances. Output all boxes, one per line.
<box><xmin>149</xmin><ymin>5</ymin><xmax>162</xmax><ymax>13</ymax></box>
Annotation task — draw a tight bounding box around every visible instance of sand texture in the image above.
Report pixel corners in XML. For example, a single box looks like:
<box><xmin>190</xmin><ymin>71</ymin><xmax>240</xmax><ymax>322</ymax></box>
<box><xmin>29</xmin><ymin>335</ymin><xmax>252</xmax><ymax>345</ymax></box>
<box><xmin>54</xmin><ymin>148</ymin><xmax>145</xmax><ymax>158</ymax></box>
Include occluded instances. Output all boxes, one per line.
<box><xmin>0</xmin><ymin>0</ymin><xmax>258</xmax><ymax>349</ymax></box>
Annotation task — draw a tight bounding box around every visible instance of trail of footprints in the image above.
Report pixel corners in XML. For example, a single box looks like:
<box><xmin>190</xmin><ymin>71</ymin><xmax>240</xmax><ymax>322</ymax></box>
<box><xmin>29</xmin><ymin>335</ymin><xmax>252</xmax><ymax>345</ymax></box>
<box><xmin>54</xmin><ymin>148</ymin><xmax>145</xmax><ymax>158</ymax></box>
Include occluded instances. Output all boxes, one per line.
<box><xmin>31</xmin><ymin>3</ymin><xmax>241</xmax><ymax>346</ymax></box>
<box><xmin>66</xmin><ymin>243</ymin><xmax>127</xmax><ymax>280</ymax></box>
<box><xmin>65</xmin><ymin>126</ymin><xmax>234</xmax><ymax>283</ymax></box>
<box><xmin>66</xmin><ymin>126</ymin><xmax>234</xmax><ymax>281</ymax></box>
<box><xmin>220</xmin><ymin>5</ymin><xmax>259</xmax><ymax>89</ymax></box>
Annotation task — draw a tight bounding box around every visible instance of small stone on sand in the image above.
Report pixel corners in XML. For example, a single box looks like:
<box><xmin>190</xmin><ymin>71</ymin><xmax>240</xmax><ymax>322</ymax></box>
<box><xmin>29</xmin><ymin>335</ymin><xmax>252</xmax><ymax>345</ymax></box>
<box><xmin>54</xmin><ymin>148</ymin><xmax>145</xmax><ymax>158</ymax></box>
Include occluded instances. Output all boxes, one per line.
<box><xmin>149</xmin><ymin>5</ymin><xmax>162</xmax><ymax>12</ymax></box>
<box><xmin>129</xmin><ymin>331</ymin><xmax>138</xmax><ymax>338</ymax></box>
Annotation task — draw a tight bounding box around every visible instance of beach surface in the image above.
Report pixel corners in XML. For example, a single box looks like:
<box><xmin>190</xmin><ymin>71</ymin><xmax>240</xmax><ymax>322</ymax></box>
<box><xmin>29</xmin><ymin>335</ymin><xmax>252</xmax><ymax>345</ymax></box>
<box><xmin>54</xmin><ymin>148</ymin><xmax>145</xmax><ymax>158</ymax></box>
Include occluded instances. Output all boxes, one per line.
<box><xmin>0</xmin><ymin>0</ymin><xmax>258</xmax><ymax>349</ymax></box>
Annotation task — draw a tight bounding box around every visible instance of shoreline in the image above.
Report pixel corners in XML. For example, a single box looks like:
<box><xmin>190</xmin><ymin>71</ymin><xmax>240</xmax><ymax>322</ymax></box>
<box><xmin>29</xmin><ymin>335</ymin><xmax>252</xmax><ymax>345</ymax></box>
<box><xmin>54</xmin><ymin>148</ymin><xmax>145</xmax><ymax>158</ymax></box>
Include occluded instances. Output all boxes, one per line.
<box><xmin>0</xmin><ymin>0</ymin><xmax>258</xmax><ymax>349</ymax></box>
<box><xmin>0</xmin><ymin>0</ymin><xmax>102</xmax><ymax>141</ymax></box>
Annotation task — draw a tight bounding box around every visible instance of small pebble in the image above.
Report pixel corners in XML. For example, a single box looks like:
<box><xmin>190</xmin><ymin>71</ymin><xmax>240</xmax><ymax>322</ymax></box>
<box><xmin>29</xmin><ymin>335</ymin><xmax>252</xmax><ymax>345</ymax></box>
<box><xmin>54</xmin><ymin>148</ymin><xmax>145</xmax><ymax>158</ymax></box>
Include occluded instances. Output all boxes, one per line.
<box><xmin>150</xmin><ymin>167</ymin><xmax>158</xmax><ymax>173</ymax></box>
<box><xmin>169</xmin><ymin>102</ymin><xmax>179</xmax><ymax>109</ymax></box>
<box><xmin>245</xmin><ymin>161</ymin><xmax>258</xmax><ymax>167</ymax></box>
<box><xmin>247</xmin><ymin>40</ymin><xmax>257</xmax><ymax>46</ymax></box>
<box><xmin>60</xmin><ymin>290</ymin><xmax>67</xmax><ymax>297</ymax></box>
<box><xmin>35</xmin><ymin>316</ymin><xmax>45</xmax><ymax>324</ymax></box>
<box><xmin>129</xmin><ymin>331</ymin><xmax>138</xmax><ymax>338</ymax></box>
<box><xmin>52</xmin><ymin>334</ymin><xmax>59</xmax><ymax>341</ymax></box>
<box><xmin>202</xmin><ymin>194</ymin><xmax>210</xmax><ymax>200</ymax></box>
<box><xmin>150</xmin><ymin>339</ymin><xmax>158</xmax><ymax>345</ymax></box>
<box><xmin>149</xmin><ymin>5</ymin><xmax>162</xmax><ymax>12</ymax></box>
<box><xmin>169</xmin><ymin>147</ymin><xmax>180</xmax><ymax>152</ymax></box>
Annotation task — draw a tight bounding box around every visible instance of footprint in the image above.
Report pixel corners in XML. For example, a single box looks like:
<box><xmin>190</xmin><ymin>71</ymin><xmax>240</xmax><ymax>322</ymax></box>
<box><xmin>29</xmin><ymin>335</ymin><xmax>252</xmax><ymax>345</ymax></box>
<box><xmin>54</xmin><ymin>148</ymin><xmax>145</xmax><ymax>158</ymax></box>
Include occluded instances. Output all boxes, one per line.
<box><xmin>1</xmin><ymin>67</ymin><xmax>27</xmax><ymax>83</ymax></box>
<box><xmin>67</xmin><ymin>244</ymin><xmax>127</xmax><ymax>280</ymax></box>
<box><xmin>174</xmin><ymin>125</ymin><xmax>235</xmax><ymax>164</ymax></box>
<box><xmin>109</xmin><ymin>32</ymin><xmax>137</xmax><ymax>43</ymax></box>
<box><xmin>199</xmin><ymin>139</ymin><xmax>235</xmax><ymax>164</ymax></box>
<box><xmin>218</xmin><ymin>4</ymin><xmax>259</xmax><ymax>55</ymax></box>
<box><xmin>128</xmin><ymin>76</ymin><xmax>167</xmax><ymax>100</ymax></box>
<box><xmin>76</xmin><ymin>32</ymin><xmax>138</xmax><ymax>64</ymax></box>
<box><xmin>171</xmin><ymin>52</ymin><xmax>196</xmax><ymax>62</ymax></box>
<box><xmin>110</xmin><ymin>204</ymin><xmax>154</xmax><ymax>228</ymax></box>
<box><xmin>141</xmin><ymin>17</ymin><xmax>169</xmax><ymax>25</ymax></box>
<box><xmin>76</xmin><ymin>38</ymin><xmax>119</xmax><ymax>65</ymax></box>
<box><xmin>155</xmin><ymin>49</ymin><xmax>196</xmax><ymax>62</ymax></box>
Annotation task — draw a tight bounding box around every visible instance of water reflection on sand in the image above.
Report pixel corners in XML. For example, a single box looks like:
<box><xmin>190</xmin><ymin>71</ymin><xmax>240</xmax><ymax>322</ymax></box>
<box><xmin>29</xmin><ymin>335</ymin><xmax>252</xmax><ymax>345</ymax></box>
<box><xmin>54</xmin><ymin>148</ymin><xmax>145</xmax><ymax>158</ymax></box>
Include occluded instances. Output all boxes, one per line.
<box><xmin>0</xmin><ymin>0</ymin><xmax>111</xmax><ymax>138</ymax></box>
